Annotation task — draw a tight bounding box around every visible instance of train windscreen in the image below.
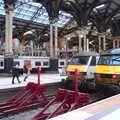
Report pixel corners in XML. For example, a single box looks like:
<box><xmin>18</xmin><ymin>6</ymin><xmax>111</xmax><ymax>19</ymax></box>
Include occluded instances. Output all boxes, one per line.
<box><xmin>98</xmin><ymin>55</ymin><xmax>120</xmax><ymax>65</ymax></box>
<box><xmin>69</xmin><ymin>56</ymin><xmax>90</xmax><ymax>65</ymax></box>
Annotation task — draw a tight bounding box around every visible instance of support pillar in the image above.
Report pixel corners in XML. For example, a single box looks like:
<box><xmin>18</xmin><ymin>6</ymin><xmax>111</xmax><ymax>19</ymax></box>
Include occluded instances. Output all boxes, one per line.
<box><xmin>50</xmin><ymin>24</ymin><xmax>54</xmax><ymax>57</ymax></box>
<box><xmin>65</xmin><ymin>38</ymin><xmax>68</xmax><ymax>63</ymax></box>
<box><xmin>5</xmin><ymin>5</ymin><xmax>13</xmax><ymax>55</ymax></box>
<box><xmin>117</xmin><ymin>40</ymin><xmax>119</xmax><ymax>48</ymax></box>
<box><xmin>98</xmin><ymin>36</ymin><xmax>102</xmax><ymax>52</ymax></box>
<box><xmin>5</xmin><ymin>11</ymin><xmax>9</xmax><ymax>54</ymax></box>
<box><xmin>113</xmin><ymin>40</ymin><xmax>115</xmax><ymax>48</ymax></box>
<box><xmin>4</xmin><ymin>4</ymin><xmax>14</xmax><ymax>73</ymax></box>
<box><xmin>78</xmin><ymin>33</ymin><xmax>82</xmax><ymax>53</ymax></box>
<box><xmin>86</xmin><ymin>38</ymin><xmax>89</xmax><ymax>52</ymax></box>
<box><xmin>54</xmin><ymin>26</ymin><xmax>58</xmax><ymax>57</ymax></box>
<box><xmin>30</xmin><ymin>40</ymin><xmax>33</xmax><ymax>56</ymax></box>
<box><xmin>103</xmin><ymin>35</ymin><xmax>106</xmax><ymax>51</ymax></box>
<box><xmin>83</xmin><ymin>34</ymin><xmax>87</xmax><ymax>51</ymax></box>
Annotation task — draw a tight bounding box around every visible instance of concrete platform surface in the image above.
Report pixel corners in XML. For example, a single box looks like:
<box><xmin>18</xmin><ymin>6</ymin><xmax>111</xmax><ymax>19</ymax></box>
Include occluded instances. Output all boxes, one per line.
<box><xmin>0</xmin><ymin>73</ymin><xmax>66</xmax><ymax>90</ymax></box>
<box><xmin>49</xmin><ymin>94</ymin><xmax>120</xmax><ymax>120</ymax></box>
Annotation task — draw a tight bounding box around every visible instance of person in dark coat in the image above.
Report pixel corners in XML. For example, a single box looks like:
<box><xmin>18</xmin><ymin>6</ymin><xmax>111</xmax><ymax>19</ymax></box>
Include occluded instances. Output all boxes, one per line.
<box><xmin>12</xmin><ymin>64</ymin><xmax>21</xmax><ymax>84</ymax></box>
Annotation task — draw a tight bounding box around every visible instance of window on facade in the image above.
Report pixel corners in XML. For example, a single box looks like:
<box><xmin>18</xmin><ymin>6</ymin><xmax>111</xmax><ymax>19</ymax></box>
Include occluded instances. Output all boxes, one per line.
<box><xmin>60</xmin><ymin>61</ymin><xmax>64</xmax><ymax>66</ymax></box>
<box><xmin>35</xmin><ymin>62</ymin><xmax>41</xmax><ymax>66</ymax></box>
<box><xmin>43</xmin><ymin>61</ymin><xmax>49</xmax><ymax>66</ymax></box>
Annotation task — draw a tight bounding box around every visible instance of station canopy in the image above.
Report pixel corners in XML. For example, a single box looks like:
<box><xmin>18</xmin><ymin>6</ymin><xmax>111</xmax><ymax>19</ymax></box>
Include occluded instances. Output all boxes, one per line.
<box><xmin>0</xmin><ymin>0</ymin><xmax>72</xmax><ymax>27</ymax></box>
<box><xmin>1</xmin><ymin>0</ymin><xmax>120</xmax><ymax>45</ymax></box>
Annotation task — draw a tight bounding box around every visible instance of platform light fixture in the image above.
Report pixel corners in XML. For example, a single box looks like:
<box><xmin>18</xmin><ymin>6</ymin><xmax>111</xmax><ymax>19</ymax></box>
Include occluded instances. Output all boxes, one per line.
<box><xmin>80</xmin><ymin>34</ymin><xmax>83</xmax><ymax>38</ymax></box>
<box><xmin>67</xmin><ymin>37</ymin><xmax>71</xmax><ymax>40</ymax></box>
<box><xmin>96</xmin><ymin>4</ymin><xmax>105</xmax><ymax>9</ymax></box>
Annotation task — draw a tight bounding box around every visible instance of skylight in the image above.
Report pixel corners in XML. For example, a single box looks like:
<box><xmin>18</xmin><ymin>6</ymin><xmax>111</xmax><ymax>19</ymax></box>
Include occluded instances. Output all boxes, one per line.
<box><xmin>0</xmin><ymin>0</ymin><xmax>72</xmax><ymax>27</ymax></box>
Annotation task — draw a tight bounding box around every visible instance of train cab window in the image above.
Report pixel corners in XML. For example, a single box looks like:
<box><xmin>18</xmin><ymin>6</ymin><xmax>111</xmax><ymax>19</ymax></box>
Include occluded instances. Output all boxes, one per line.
<box><xmin>69</xmin><ymin>56</ymin><xmax>90</xmax><ymax>65</ymax></box>
<box><xmin>0</xmin><ymin>61</ymin><xmax>3</xmax><ymax>66</ymax></box>
<box><xmin>43</xmin><ymin>61</ymin><xmax>49</xmax><ymax>66</ymax></box>
<box><xmin>60</xmin><ymin>61</ymin><xmax>65</xmax><ymax>66</ymax></box>
<box><xmin>98</xmin><ymin>55</ymin><xmax>120</xmax><ymax>65</ymax></box>
<box><xmin>90</xmin><ymin>56</ymin><xmax>96</xmax><ymax>66</ymax></box>
<box><xmin>35</xmin><ymin>62</ymin><xmax>41</xmax><ymax>66</ymax></box>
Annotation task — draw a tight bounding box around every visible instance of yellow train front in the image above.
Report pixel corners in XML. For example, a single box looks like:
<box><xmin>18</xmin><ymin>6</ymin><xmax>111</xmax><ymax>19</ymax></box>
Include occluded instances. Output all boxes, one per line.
<box><xmin>95</xmin><ymin>48</ymin><xmax>120</xmax><ymax>86</ymax></box>
<box><xmin>65</xmin><ymin>52</ymin><xmax>99</xmax><ymax>90</ymax></box>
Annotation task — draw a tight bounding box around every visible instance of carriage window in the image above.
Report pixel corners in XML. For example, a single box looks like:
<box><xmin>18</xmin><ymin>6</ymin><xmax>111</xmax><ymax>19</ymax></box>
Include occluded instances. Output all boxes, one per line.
<box><xmin>60</xmin><ymin>62</ymin><xmax>64</xmax><ymax>66</ymax></box>
<box><xmin>35</xmin><ymin>62</ymin><xmax>41</xmax><ymax>66</ymax></box>
<box><xmin>0</xmin><ymin>61</ymin><xmax>3</xmax><ymax>66</ymax></box>
<box><xmin>14</xmin><ymin>61</ymin><xmax>20</xmax><ymax>66</ymax></box>
<box><xmin>90</xmin><ymin>56</ymin><xmax>96</xmax><ymax>66</ymax></box>
<box><xmin>43</xmin><ymin>61</ymin><xmax>49</xmax><ymax>66</ymax></box>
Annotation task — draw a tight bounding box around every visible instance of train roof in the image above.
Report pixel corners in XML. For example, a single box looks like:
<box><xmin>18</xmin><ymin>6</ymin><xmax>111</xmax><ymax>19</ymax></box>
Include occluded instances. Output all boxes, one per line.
<box><xmin>74</xmin><ymin>51</ymin><xmax>99</xmax><ymax>57</ymax></box>
<box><xmin>101</xmin><ymin>48</ymin><xmax>120</xmax><ymax>55</ymax></box>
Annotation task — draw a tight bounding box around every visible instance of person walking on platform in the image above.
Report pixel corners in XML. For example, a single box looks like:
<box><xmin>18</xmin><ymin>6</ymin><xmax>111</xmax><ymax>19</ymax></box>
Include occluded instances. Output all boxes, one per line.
<box><xmin>12</xmin><ymin>64</ymin><xmax>21</xmax><ymax>84</ymax></box>
<box><xmin>23</xmin><ymin>65</ymin><xmax>29</xmax><ymax>81</ymax></box>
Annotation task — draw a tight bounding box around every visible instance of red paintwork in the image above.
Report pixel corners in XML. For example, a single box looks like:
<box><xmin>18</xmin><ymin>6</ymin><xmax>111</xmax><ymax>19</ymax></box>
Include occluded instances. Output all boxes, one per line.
<box><xmin>0</xmin><ymin>82</ymin><xmax>48</xmax><ymax>115</ymax></box>
<box><xmin>32</xmin><ymin>69</ymin><xmax>90</xmax><ymax>120</ymax></box>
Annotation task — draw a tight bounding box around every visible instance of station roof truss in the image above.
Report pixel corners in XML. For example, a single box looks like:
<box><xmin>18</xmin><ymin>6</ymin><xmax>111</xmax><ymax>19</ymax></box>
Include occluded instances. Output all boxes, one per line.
<box><xmin>0</xmin><ymin>0</ymin><xmax>72</xmax><ymax>42</ymax></box>
<box><xmin>0</xmin><ymin>0</ymin><xmax>120</xmax><ymax>47</ymax></box>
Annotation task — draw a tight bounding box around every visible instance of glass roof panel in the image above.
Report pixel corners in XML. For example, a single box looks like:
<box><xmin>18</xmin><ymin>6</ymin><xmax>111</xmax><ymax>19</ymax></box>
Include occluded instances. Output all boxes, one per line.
<box><xmin>0</xmin><ymin>0</ymin><xmax>72</xmax><ymax>27</ymax></box>
<box><xmin>0</xmin><ymin>0</ymin><xmax>5</xmax><ymax>15</ymax></box>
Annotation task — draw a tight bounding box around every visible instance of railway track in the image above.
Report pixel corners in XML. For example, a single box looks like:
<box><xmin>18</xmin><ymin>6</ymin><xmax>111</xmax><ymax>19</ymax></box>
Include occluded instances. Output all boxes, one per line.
<box><xmin>0</xmin><ymin>82</ymin><xmax>61</xmax><ymax>102</ymax></box>
<box><xmin>0</xmin><ymin>82</ymin><xmax>62</xmax><ymax>120</ymax></box>
<box><xmin>0</xmin><ymin>82</ymin><xmax>118</xmax><ymax>120</ymax></box>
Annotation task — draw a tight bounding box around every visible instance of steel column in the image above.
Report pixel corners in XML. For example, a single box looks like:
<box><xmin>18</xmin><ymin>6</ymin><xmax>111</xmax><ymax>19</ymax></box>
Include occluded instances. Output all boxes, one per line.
<box><xmin>50</xmin><ymin>24</ymin><xmax>54</xmax><ymax>57</ymax></box>
<box><xmin>83</xmin><ymin>34</ymin><xmax>87</xmax><ymax>51</ymax></box>
<box><xmin>5</xmin><ymin>5</ymin><xmax>13</xmax><ymax>55</ymax></box>
<box><xmin>54</xmin><ymin>26</ymin><xmax>58</xmax><ymax>57</ymax></box>
<box><xmin>30</xmin><ymin>40</ymin><xmax>33</xmax><ymax>56</ymax></box>
<box><xmin>103</xmin><ymin>35</ymin><xmax>106</xmax><ymax>51</ymax></box>
<box><xmin>5</xmin><ymin>11</ymin><xmax>9</xmax><ymax>54</ymax></box>
<box><xmin>113</xmin><ymin>40</ymin><xmax>116</xmax><ymax>48</ymax></box>
<box><xmin>98</xmin><ymin>36</ymin><xmax>101</xmax><ymax>52</ymax></box>
<box><xmin>65</xmin><ymin>38</ymin><xmax>68</xmax><ymax>61</ymax></box>
<box><xmin>78</xmin><ymin>33</ymin><xmax>82</xmax><ymax>53</ymax></box>
<box><xmin>86</xmin><ymin>38</ymin><xmax>89</xmax><ymax>52</ymax></box>
<box><xmin>117</xmin><ymin>40</ymin><xmax>119</xmax><ymax>48</ymax></box>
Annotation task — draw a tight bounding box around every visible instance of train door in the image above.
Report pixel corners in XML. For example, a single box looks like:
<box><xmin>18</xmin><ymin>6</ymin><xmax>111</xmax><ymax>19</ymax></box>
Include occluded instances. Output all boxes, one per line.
<box><xmin>58</xmin><ymin>59</ymin><xmax>67</xmax><ymax>68</ymax></box>
<box><xmin>58</xmin><ymin>59</ymin><xmax>67</xmax><ymax>75</ymax></box>
<box><xmin>87</xmin><ymin>56</ymin><xmax>97</xmax><ymax>79</ymax></box>
<box><xmin>24</xmin><ymin>60</ymin><xmax>31</xmax><ymax>69</ymax></box>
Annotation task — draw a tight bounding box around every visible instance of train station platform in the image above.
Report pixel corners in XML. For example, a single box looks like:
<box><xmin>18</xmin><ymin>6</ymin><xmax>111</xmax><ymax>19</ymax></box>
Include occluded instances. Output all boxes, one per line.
<box><xmin>0</xmin><ymin>73</ymin><xmax>66</xmax><ymax>90</ymax></box>
<box><xmin>49</xmin><ymin>94</ymin><xmax>120</xmax><ymax>120</ymax></box>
